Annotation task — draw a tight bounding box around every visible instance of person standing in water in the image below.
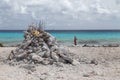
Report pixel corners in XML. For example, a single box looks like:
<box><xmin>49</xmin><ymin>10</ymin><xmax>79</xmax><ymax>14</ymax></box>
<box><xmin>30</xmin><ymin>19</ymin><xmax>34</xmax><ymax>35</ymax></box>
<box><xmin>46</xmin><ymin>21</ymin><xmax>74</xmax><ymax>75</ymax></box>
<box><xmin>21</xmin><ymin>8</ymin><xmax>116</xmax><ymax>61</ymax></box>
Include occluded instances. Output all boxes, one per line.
<box><xmin>74</xmin><ymin>36</ymin><xmax>77</xmax><ymax>46</ymax></box>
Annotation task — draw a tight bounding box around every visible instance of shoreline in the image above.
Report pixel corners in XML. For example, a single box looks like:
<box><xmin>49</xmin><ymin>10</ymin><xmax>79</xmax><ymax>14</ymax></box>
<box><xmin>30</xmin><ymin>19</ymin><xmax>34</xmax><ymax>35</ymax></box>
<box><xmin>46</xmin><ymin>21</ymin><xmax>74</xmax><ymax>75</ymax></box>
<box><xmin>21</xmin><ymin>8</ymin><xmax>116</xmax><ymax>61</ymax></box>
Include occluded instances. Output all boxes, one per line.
<box><xmin>2</xmin><ymin>43</ymin><xmax>120</xmax><ymax>47</ymax></box>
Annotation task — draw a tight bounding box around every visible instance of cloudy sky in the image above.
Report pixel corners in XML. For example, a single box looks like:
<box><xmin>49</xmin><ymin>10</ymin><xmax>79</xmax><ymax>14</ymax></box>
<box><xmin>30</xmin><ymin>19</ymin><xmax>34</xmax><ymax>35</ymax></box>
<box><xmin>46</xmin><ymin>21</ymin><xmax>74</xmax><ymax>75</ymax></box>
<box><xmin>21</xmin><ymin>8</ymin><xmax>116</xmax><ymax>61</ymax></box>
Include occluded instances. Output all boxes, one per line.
<box><xmin>0</xmin><ymin>0</ymin><xmax>120</xmax><ymax>30</ymax></box>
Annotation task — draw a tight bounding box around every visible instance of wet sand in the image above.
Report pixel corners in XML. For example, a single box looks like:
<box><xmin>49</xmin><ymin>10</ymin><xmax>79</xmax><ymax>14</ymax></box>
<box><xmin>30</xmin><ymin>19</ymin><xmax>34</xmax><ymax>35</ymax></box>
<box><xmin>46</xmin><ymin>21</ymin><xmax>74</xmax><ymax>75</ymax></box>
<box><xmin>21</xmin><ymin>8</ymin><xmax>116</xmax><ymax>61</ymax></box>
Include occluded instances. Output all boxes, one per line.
<box><xmin>0</xmin><ymin>47</ymin><xmax>120</xmax><ymax>80</ymax></box>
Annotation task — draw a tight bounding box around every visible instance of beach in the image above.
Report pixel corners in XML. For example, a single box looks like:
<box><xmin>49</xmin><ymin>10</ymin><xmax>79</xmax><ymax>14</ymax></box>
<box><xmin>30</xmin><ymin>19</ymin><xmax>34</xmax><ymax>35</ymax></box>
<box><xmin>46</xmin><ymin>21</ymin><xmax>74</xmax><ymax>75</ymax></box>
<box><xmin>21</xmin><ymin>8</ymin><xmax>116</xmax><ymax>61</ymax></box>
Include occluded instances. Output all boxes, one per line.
<box><xmin>0</xmin><ymin>46</ymin><xmax>120</xmax><ymax>80</ymax></box>
<box><xmin>0</xmin><ymin>0</ymin><xmax>120</xmax><ymax>80</ymax></box>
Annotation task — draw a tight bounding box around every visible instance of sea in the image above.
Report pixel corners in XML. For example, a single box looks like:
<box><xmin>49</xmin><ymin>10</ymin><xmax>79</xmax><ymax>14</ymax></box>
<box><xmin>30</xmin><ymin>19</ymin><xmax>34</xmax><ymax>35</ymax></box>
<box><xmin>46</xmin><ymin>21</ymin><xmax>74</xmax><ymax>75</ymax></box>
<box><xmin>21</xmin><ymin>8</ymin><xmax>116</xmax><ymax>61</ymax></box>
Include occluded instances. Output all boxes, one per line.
<box><xmin>1</xmin><ymin>30</ymin><xmax>120</xmax><ymax>46</ymax></box>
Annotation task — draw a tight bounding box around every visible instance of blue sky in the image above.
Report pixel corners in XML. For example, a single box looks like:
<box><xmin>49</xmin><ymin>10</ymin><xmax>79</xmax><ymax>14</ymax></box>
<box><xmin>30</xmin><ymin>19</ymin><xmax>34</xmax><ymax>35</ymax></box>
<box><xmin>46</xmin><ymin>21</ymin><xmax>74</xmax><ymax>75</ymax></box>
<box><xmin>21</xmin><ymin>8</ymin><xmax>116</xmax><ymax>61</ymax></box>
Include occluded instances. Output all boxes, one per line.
<box><xmin>0</xmin><ymin>0</ymin><xmax>120</xmax><ymax>30</ymax></box>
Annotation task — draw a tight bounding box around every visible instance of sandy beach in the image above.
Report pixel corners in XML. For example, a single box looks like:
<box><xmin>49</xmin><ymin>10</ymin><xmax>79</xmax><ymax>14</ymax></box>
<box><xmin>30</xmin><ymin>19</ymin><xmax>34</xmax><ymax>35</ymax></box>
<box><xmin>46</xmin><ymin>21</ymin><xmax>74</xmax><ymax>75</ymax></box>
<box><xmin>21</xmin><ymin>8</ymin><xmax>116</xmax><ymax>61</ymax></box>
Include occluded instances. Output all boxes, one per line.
<box><xmin>0</xmin><ymin>46</ymin><xmax>120</xmax><ymax>80</ymax></box>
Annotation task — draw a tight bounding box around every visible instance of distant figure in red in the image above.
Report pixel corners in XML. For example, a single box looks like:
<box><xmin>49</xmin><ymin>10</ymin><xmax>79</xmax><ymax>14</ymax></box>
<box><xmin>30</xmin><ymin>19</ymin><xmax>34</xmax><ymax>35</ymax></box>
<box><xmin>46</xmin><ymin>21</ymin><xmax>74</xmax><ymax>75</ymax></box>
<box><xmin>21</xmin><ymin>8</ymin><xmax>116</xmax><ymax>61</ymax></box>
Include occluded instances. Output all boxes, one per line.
<box><xmin>74</xmin><ymin>36</ymin><xmax>77</xmax><ymax>46</ymax></box>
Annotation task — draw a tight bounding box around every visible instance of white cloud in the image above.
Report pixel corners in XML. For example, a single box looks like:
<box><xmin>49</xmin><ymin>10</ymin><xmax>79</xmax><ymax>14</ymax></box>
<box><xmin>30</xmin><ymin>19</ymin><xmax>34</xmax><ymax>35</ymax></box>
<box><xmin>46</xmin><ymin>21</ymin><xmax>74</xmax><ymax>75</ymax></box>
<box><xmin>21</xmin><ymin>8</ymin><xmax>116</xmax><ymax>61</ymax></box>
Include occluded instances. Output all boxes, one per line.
<box><xmin>0</xmin><ymin>0</ymin><xmax>120</xmax><ymax>29</ymax></box>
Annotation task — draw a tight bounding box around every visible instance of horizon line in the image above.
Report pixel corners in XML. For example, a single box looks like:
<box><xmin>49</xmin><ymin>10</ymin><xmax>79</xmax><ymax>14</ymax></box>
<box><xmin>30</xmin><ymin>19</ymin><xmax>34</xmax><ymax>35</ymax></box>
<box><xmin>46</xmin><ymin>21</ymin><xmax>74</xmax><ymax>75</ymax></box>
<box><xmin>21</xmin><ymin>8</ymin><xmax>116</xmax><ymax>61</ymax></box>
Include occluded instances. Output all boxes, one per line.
<box><xmin>1</xmin><ymin>29</ymin><xmax>120</xmax><ymax>30</ymax></box>
<box><xmin>1</xmin><ymin>29</ymin><xmax>120</xmax><ymax>31</ymax></box>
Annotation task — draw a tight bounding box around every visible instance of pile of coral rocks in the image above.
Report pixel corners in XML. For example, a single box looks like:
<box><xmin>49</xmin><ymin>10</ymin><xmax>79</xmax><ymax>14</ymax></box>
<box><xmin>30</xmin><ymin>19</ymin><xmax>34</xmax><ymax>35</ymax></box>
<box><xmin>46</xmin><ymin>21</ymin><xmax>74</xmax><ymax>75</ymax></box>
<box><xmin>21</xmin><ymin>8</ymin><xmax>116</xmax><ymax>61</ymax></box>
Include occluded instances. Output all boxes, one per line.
<box><xmin>8</xmin><ymin>25</ymin><xmax>74</xmax><ymax>65</ymax></box>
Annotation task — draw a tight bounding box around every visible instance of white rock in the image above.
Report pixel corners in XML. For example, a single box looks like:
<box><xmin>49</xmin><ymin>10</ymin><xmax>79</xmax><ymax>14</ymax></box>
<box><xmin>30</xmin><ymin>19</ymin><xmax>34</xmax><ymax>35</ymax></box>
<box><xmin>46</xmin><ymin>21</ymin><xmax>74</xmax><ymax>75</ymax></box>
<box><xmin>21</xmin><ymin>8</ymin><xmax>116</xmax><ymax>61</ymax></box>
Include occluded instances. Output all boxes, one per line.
<box><xmin>72</xmin><ymin>60</ymin><xmax>80</xmax><ymax>66</ymax></box>
<box><xmin>51</xmin><ymin>52</ymin><xmax>59</xmax><ymax>62</ymax></box>
<box><xmin>30</xmin><ymin>54</ymin><xmax>43</xmax><ymax>62</ymax></box>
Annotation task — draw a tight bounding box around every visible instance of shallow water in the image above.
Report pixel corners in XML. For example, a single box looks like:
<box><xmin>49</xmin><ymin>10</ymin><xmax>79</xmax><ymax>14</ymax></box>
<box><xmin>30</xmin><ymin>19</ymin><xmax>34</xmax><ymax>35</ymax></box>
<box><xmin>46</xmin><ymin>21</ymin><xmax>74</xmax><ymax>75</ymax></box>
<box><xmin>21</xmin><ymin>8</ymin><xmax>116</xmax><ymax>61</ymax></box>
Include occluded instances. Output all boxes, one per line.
<box><xmin>1</xmin><ymin>30</ymin><xmax>120</xmax><ymax>46</ymax></box>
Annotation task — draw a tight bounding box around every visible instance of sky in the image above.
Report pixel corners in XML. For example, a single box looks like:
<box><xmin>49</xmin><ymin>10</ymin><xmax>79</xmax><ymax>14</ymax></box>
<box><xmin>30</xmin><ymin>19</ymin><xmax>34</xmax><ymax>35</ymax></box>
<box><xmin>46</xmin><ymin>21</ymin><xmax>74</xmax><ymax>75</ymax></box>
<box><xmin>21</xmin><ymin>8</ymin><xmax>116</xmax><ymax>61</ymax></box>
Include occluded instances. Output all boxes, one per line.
<box><xmin>0</xmin><ymin>0</ymin><xmax>120</xmax><ymax>30</ymax></box>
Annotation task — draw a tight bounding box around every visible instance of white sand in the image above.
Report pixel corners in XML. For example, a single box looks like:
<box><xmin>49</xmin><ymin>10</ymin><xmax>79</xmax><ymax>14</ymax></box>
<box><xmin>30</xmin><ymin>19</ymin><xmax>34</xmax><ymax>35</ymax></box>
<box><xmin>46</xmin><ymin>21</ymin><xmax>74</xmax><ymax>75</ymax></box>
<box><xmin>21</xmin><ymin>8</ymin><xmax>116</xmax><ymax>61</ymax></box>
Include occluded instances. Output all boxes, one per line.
<box><xmin>0</xmin><ymin>47</ymin><xmax>120</xmax><ymax>80</ymax></box>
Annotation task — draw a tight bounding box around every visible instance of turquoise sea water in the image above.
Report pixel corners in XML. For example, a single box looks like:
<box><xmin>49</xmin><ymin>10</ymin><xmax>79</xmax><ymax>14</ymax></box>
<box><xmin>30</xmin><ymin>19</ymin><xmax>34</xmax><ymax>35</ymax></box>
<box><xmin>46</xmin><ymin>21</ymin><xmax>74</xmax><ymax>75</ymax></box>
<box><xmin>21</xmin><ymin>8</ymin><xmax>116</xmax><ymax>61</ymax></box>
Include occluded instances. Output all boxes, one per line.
<box><xmin>1</xmin><ymin>30</ymin><xmax>120</xmax><ymax>46</ymax></box>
